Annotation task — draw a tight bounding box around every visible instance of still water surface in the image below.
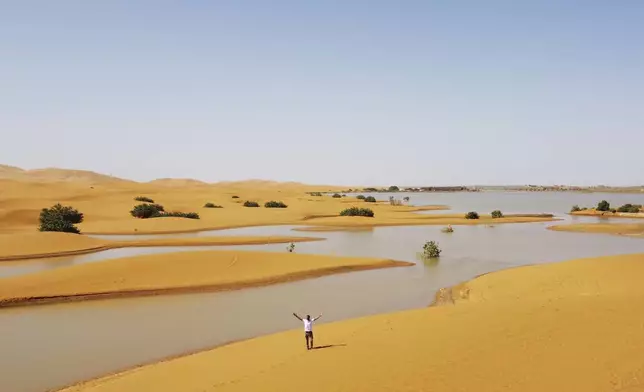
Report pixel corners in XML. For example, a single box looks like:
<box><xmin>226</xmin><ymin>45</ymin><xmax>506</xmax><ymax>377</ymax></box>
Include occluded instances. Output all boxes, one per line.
<box><xmin>2</xmin><ymin>192</ymin><xmax>644</xmax><ymax>392</ymax></box>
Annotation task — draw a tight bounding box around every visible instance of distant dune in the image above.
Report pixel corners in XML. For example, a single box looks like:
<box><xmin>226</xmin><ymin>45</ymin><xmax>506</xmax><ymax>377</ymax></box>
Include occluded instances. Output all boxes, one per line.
<box><xmin>147</xmin><ymin>178</ymin><xmax>209</xmax><ymax>187</ymax></box>
<box><xmin>0</xmin><ymin>165</ymin><xmax>133</xmax><ymax>184</ymax></box>
<box><xmin>0</xmin><ymin>164</ymin><xmax>334</xmax><ymax>189</ymax></box>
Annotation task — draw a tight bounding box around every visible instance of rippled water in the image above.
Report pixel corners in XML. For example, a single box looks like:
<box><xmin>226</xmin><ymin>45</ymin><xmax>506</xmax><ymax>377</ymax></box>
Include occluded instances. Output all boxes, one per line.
<box><xmin>2</xmin><ymin>192</ymin><xmax>644</xmax><ymax>392</ymax></box>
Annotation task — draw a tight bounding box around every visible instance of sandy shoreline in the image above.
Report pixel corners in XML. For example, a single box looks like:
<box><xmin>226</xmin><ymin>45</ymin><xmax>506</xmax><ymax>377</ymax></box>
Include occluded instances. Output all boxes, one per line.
<box><xmin>0</xmin><ymin>250</ymin><xmax>411</xmax><ymax>308</ymax></box>
<box><xmin>58</xmin><ymin>252</ymin><xmax>644</xmax><ymax>392</ymax></box>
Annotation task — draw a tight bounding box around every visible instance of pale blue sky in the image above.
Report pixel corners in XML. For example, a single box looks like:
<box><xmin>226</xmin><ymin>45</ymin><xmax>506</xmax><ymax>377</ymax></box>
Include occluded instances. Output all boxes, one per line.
<box><xmin>2</xmin><ymin>1</ymin><xmax>643</xmax><ymax>186</ymax></box>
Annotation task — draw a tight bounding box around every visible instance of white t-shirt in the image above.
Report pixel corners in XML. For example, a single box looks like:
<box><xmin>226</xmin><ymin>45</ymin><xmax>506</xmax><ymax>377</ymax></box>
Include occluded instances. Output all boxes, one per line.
<box><xmin>303</xmin><ymin>319</ymin><xmax>313</xmax><ymax>332</ymax></box>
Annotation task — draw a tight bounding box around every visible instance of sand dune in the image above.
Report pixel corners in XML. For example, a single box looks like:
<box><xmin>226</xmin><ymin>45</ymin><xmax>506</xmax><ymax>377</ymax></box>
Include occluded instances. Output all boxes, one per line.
<box><xmin>147</xmin><ymin>178</ymin><xmax>209</xmax><ymax>186</ymax></box>
<box><xmin>0</xmin><ymin>166</ymin><xmax>133</xmax><ymax>184</ymax></box>
<box><xmin>60</xmin><ymin>253</ymin><xmax>644</xmax><ymax>392</ymax></box>
<box><xmin>0</xmin><ymin>250</ymin><xmax>409</xmax><ymax>307</ymax></box>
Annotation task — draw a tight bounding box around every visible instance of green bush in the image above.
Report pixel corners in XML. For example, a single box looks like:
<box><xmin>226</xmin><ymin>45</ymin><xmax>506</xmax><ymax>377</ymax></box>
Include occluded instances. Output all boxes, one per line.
<box><xmin>465</xmin><ymin>211</ymin><xmax>479</xmax><ymax>219</ymax></box>
<box><xmin>332</xmin><ymin>193</ymin><xmax>342</xmax><ymax>198</ymax></box>
<box><xmin>596</xmin><ymin>200</ymin><xmax>610</xmax><ymax>212</ymax></box>
<box><xmin>364</xmin><ymin>196</ymin><xmax>377</xmax><ymax>203</ymax></box>
<box><xmin>570</xmin><ymin>205</ymin><xmax>582</xmax><ymax>212</ymax></box>
<box><xmin>265</xmin><ymin>201</ymin><xmax>288</xmax><ymax>208</ymax></box>
<box><xmin>244</xmin><ymin>201</ymin><xmax>260</xmax><ymax>207</ymax></box>
<box><xmin>339</xmin><ymin>207</ymin><xmax>375</xmax><ymax>217</ymax></box>
<box><xmin>491</xmin><ymin>210</ymin><xmax>503</xmax><ymax>219</ymax></box>
<box><xmin>356</xmin><ymin>195</ymin><xmax>366</xmax><ymax>200</ymax></box>
<box><xmin>130</xmin><ymin>203</ymin><xmax>165</xmax><ymax>218</ymax></box>
<box><xmin>309</xmin><ymin>192</ymin><xmax>323</xmax><ymax>197</ymax></box>
<box><xmin>617</xmin><ymin>204</ymin><xmax>642</xmax><ymax>213</ymax></box>
<box><xmin>134</xmin><ymin>196</ymin><xmax>154</xmax><ymax>203</ymax></box>
<box><xmin>204</xmin><ymin>203</ymin><xmax>223</xmax><ymax>208</ymax></box>
<box><xmin>423</xmin><ymin>241</ymin><xmax>441</xmax><ymax>258</ymax></box>
<box><xmin>39</xmin><ymin>204</ymin><xmax>84</xmax><ymax>234</ymax></box>
<box><xmin>388</xmin><ymin>185</ymin><xmax>399</xmax><ymax>192</ymax></box>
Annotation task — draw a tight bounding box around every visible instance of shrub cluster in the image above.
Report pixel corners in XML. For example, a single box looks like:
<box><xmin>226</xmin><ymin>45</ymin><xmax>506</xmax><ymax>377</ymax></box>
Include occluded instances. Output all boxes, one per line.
<box><xmin>39</xmin><ymin>204</ymin><xmax>84</xmax><ymax>234</ymax></box>
<box><xmin>156</xmin><ymin>211</ymin><xmax>200</xmax><ymax>219</ymax></box>
<box><xmin>339</xmin><ymin>207</ymin><xmax>375</xmax><ymax>217</ymax></box>
<box><xmin>232</xmin><ymin>195</ymin><xmax>240</xmax><ymax>199</ymax></box>
<box><xmin>332</xmin><ymin>193</ymin><xmax>342</xmax><ymax>198</ymax></box>
<box><xmin>465</xmin><ymin>211</ymin><xmax>480</xmax><ymax>219</ymax></box>
<box><xmin>130</xmin><ymin>203</ymin><xmax>199</xmax><ymax>219</ymax></box>
<box><xmin>309</xmin><ymin>192</ymin><xmax>323</xmax><ymax>197</ymax></box>
<box><xmin>364</xmin><ymin>196</ymin><xmax>377</xmax><ymax>203</ymax></box>
<box><xmin>244</xmin><ymin>201</ymin><xmax>260</xmax><ymax>207</ymax></box>
<box><xmin>423</xmin><ymin>241</ymin><xmax>441</xmax><ymax>258</ymax></box>
<box><xmin>356</xmin><ymin>195</ymin><xmax>366</xmax><ymax>200</ymax></box>
<box><xmin>204</xmin><ymin>203</ymin><xmax>223</xmax><ymax>208</ymax></box>
<box><xmin>134</xmin><ymin>196</ymin><xmax>154</xmax><ymax>203</ymax></box>
<box><xmin>617</xmin><ymin>204</ymin><xmax>642</xmax><ymax>213</ymax></box>
<box><xmin>265</xmin><ymin>201</ymin><xmax>288</xmax><ymax>208</ymax></box>
<box><xmin>388</xmin><ymin>185</ymin><xmax>399</xmax><ymax>192</ymax></box>
<box><xmin>491</xmin><ymin>210</ymin><xmax>503</xmax><ymax>219</ymax></box>
<box><xmin>570</xmin><ymin>205</ymin><xmax>584</xmax><ymax>212</ymax></box>
<box><xmin>130</xmin><ymin>203</ymin><xmax>165</xmax><ymax>218</ymax></box>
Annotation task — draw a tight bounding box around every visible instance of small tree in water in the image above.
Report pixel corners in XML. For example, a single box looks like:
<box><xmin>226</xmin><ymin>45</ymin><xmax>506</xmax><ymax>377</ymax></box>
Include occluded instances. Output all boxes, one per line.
<box><xmin>423</xmin><ymin>241</ymin><xmax>441</xmax><ymax>258</ymax></box>
<box><xmin>286</xmin><ymin>242</ymin><xmax>295</xmax><ymax>253</ymax></box>
<box><xmin>597</xmin><ymin>200</ymin><xmax>610</xmax><ymax>212</ymax></box>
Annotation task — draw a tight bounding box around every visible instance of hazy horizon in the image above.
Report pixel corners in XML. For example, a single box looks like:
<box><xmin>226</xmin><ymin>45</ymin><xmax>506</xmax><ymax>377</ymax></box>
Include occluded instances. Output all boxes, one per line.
<box><xmin>2</xmin><ymin>2</ymin><xmax>643</xmax><ymax>186</ymax></box>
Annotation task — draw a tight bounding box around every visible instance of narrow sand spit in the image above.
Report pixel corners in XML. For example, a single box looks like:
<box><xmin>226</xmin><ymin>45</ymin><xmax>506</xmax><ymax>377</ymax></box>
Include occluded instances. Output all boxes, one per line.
<box><xmin>548</xmin><ymin>222</ymin><xmax>644</xmax><ymax>238</ymax></box>
<box><xmin>0</xmin><ymin>232</ymin><xmax>324</xmax><ymax>261</ymax></box>
<box><xmin>59</xmin><ymin>253</ymin><xmax>644</xmax><ymax>392</ymax></box>
<box><xmin>0</xmin><ymin>250</ymin><xmax>411</xmax><ymax>307</ymax></box>
<box><xmin>570</xmin><ymin>210</ymin><xmax>644</xmax><ymax>219</ymax></box>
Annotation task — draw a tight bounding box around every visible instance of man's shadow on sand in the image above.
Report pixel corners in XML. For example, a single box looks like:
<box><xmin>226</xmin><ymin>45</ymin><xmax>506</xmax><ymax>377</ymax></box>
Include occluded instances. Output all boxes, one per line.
<box><xmin>311</xmin><ymin>344</ymin><xmax>347</xmax><ymax>350</ymax></box>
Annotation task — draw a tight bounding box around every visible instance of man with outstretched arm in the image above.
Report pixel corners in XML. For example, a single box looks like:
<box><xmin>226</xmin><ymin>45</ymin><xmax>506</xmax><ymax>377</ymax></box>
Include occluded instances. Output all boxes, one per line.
<box><xmin>293</xmin><ymin>312</ymin><xmax>322</xmax><ymax>350</ymax></box>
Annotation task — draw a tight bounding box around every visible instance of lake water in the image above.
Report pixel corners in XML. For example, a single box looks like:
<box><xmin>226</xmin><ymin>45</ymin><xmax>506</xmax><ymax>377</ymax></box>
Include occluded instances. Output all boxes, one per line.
<box><xmin>1</xmin><ymin>192</ymin><xmax>644</xmax><ymax>392</ymax></box>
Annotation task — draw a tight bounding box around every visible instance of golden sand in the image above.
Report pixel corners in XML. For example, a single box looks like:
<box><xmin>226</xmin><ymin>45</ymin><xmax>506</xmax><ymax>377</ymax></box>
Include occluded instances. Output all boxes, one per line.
<box><xmin>60</xmin><ymin>253</ymin><xmax>644</xmax><ymax>392</ymax></box>
<box><xmin>549</xmin><ymin>222</ymin><xmax>644</xmax><ymax>238</ymax></box>
<box><xmin>0</xmin><ymin>232</ymin><xmax>323</xmax><ymax>261</ymax></box>
<box><xmin>0</xmin><ymin>250</ymin><xmax>409</xmax><ymax>307</ymax></box>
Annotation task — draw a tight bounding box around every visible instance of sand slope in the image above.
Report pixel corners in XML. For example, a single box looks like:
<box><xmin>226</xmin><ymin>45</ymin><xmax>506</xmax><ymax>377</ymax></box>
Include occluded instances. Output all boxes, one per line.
<box><xmin>60</xmin><ymin>253</ymin><xmax>644</xmax><ymax>392</ymax></box>
<box><xmin>0</xmin><ymin>250</ymin><xmax>409</xmax><ymax>307</ymax></box>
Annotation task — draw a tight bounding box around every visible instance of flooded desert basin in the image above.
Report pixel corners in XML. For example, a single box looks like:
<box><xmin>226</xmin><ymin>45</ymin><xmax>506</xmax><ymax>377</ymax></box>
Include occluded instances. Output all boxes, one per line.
<box><xmin>2</xmin><ymin>192</ymin><xmax>644</xmax><ymax>392</ymax></box>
